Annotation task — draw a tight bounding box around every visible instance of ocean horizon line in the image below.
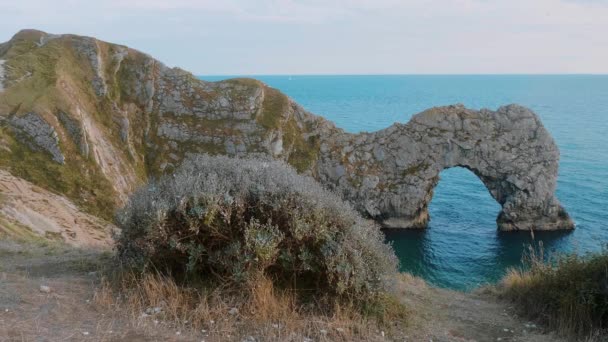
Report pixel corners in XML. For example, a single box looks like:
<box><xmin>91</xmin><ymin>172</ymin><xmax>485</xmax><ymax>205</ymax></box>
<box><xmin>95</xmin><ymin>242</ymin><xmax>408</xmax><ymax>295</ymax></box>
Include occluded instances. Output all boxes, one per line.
<box><xmin>198</xmin><ymin>73</ymin><xmax>608</xmax><ymax>77</ymax></box>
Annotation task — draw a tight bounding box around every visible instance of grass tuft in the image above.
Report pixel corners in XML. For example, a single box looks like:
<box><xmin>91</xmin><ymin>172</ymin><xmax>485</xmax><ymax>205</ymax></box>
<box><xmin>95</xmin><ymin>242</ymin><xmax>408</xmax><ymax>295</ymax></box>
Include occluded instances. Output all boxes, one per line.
<box><xmin>500</xmin><ymin>242</ymin><xmax>608</xmax><ymax>340</ymax></box>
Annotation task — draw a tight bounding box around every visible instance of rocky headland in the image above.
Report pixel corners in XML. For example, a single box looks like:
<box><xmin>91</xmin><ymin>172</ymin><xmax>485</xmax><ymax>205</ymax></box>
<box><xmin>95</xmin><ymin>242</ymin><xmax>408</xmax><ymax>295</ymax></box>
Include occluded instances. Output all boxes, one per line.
<box><xmin>0</xmin><ymin>29</ymin><xmax>573</xmax><ymax>244</ymax></box>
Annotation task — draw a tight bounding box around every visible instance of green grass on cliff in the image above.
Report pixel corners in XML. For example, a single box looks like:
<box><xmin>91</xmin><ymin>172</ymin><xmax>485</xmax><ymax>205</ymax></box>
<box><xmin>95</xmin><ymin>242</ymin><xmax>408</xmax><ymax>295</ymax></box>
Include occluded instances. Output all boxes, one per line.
<box><xmin>283</xmin><ymin>117</ymin><xmax>320</xmax><ymax>173</ymax></box>
<box><xmin>0</xmin><ymin>34</ymin><xmax>143</xmax><ymax>219</ymax></box>
<box><xmin>0</xmin><ymin>127</ymin><xmax>117</xmax><ymax>220</ymax></box>
<box><xmin>0</xmin><ymin>32</ymin><xmax>322</xmax><ymax>221</ymax></box>
<box><xmin>0</xmin><ymin>39</ymin><xmax>61</xmax><ymax>114</ymax></box>
<box><xmin>257</xmin><ymin>85</ymin><xmax>320</xmax><ymax>172</ymax></box>
<box><xmin>0</xmin><ymin>215</ymin><xmax>43</xmax><ymax>242</ymax></box>
<box><xmin>257</xmin><ymin>86</ymin><xmax>288</xmax><ymax>130</ymax></box>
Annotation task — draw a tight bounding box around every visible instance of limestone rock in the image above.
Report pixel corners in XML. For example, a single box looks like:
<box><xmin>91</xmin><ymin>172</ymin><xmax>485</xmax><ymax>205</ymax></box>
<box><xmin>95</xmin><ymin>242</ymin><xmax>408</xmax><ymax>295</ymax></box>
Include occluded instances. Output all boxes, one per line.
<box><xmin>72</xmin><ymin>37</ymin><xmax>107</xmax><ymax>97</ymax></box>
<box><xmin>0</xmin><ymin>59</ymin><xmax>5</xmax><ymax>92</ymax></box>
<box><xmin>0</xmin><ymin>30</ymin><xmax>573</xmax><ymax>231</ymax></box>
<box><xmin>316</xmin><ymin>104</ymin><xmax>574</xmax><ymax>231</ymax></box>
<box><xmin>7</xmin><ymin>112</ymin><xmax>64</xmax><ymax>164</ymax></box>
<box><xmin>58</xmin><ymin>111</ymin><xmax>89</xmax><ymax>158</ymax></box>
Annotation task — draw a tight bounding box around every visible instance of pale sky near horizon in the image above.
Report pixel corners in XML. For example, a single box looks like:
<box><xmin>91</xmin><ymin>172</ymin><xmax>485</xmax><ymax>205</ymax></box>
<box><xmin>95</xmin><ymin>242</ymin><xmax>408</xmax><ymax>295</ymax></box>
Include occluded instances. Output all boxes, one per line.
<box><xmin>1</xmin><ymin>0</ymin><xmax>607</xmax><ymax>75</ymax></box>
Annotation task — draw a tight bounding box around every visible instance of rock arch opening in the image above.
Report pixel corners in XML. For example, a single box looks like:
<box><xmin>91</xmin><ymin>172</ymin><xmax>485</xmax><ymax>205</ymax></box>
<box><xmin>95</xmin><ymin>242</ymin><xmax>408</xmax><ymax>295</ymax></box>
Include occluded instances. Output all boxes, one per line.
<box><xmin>427</xmin><ymin>167</ymin><xmax>500</xmax><ymax>229</ymax></box>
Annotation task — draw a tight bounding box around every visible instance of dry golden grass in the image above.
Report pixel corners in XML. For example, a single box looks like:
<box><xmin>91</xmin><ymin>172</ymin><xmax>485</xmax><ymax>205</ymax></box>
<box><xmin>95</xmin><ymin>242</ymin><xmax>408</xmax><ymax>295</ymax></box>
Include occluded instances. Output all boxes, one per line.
<box><xmin>94</xmin><ymin>272</ymin><xmax>408</xmax><ymax>341</ymax></box>
<box><xmin>500</xmin><ymin>268</ymin><xmax>534</xmax><ymax>289</ymax></box>
<box><xmin>499</xmin><ymin>243</ymin><xmax>608</xmax><ymax>341</ymax></box>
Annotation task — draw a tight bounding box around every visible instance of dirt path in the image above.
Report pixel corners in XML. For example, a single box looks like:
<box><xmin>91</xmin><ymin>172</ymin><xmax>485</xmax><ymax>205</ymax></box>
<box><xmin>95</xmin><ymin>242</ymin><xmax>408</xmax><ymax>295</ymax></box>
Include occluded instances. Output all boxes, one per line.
<box><xmin>0</xmin><ymin>241</ymin><xmax>172</xmax><ymax>342</ymax></box>
<box><xmin>0</xmin><ymin>241</ymin><xmax>563</xmax><ymax>342</ymax></box>
<box><xmin>397</xmin><ymin>275</ymin><xmax>563</xmax><ymax>342</ymax></box>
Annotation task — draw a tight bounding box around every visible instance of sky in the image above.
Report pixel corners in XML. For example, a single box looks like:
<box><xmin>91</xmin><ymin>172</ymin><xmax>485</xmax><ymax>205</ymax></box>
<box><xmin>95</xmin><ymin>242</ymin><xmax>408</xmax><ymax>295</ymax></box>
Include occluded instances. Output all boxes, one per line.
<box><xmin>1</xmin><ymin>0</ymin><xmax>607</xmax><ymax>75</ymax></box>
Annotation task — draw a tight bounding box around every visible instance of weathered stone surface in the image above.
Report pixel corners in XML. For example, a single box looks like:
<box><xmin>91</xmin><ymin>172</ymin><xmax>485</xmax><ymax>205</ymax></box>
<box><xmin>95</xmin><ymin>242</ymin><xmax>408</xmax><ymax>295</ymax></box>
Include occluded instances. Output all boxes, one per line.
<box><xmin>8</xmin><ymin>112</ymin><xmax>64</xmax><ymax>164</ymax></box>
<box><xmin>72</xmin><ymin>37</ymin><xmax>107</xmax><ymax>97</ymax></box>
<box><xmin>58</xmin><ymin>111</ymin><xmax>89</xmax><ymax>158</ymax></box>
<box><xmin>0</xmin><ymin>30</ymin><xmax>574</xmax><ymax>231</ymax></box>
<box><xmin>0</xmin><ymin>59</ymin><xmax>5</xmax><ymax>92</ymax></box>
<box><xmin>315</xmin><ymin>104</ymin><xmax>573</xmax><ymax>231</ymax></box>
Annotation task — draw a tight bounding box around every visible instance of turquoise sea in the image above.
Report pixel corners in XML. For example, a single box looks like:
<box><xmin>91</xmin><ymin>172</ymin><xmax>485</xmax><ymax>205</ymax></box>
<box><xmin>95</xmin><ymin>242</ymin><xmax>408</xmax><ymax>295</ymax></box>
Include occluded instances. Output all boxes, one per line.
<box><xmin>201</xmin><ymin>75</ymin><xmax>608</xmax><ymax>290</ymax></box>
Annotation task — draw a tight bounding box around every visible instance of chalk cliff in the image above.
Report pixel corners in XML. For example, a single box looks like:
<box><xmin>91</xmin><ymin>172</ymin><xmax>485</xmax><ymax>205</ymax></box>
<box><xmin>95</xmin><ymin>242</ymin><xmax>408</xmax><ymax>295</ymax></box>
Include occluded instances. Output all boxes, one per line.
<box><xmin>0</xmin><ymin>30</ymin><xmax>573</xmax><ymax>230</ymax></box>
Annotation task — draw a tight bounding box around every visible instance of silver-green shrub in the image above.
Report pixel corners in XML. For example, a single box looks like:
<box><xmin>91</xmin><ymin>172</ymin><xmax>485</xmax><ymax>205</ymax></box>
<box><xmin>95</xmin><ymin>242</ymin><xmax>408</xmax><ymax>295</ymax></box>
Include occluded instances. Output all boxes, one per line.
<box><xmin>116</xmin><ymin>155</ymin><xmax>398</xmax><ymax>302</ymax></box>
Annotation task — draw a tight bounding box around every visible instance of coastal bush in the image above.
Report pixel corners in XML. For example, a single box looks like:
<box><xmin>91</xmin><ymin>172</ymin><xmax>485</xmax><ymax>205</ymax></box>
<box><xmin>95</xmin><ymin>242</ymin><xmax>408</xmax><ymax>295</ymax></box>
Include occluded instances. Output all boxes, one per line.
<box><xmin>116</xmin><ymin>154</ymin><xmax>398</xmax><ymax>305</ymax></box>
<box><xmin>501</xmin><ymin>243</ymin><xmax>608</xmax><ymax>339</ymax></box>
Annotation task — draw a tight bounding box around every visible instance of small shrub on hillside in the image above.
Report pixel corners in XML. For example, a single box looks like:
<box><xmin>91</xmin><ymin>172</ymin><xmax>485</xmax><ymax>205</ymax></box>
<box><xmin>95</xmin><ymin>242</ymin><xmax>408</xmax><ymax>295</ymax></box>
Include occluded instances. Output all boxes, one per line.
<box><xmin>501</xmin><ymin>243</ymin><xmax>608</xmax><ymax>339</ymax></box>
<box><xmin>116</xmin><ymin>155</ymin><xmax>398</xmax><ymax>305</ymax></box>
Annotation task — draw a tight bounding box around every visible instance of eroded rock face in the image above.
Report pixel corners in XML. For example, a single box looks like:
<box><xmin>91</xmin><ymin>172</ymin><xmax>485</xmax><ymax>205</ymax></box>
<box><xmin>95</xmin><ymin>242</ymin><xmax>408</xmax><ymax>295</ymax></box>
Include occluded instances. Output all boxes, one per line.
<box><xmin>72</xmin><ymin>37</ymin><xmax>107</xmax><ymax>97</ymax></box>
<box><xmin>316</xmin><ymin>104</ymin><xmax>574</xmax><ymax>231</ymax></box>
<box><xmin>58</xmin><ymin>111</ymin><xmax>89</xmax><ymax>158</ymax></box>
<box><xmin>0</xmin><ymin>59</ymin><xmax>5</xmax><ymax>92</ymax></box>
<box><xmin>0</xmin><ymin>30</ymin><xmax>573</xmax><ymax>230</ymax></box>
<box><xmin>7</xmin><ymin>112</ymin><xmax>65</xmax><ymax>164</ymax></box>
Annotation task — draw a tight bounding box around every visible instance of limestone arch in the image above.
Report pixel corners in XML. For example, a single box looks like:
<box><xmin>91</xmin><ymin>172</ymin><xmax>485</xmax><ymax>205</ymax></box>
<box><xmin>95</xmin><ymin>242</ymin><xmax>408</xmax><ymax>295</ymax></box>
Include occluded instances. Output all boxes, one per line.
<box><xmin>317</xmin><ymin>104</ymin><xmax>574</xmax><ymax>231</ymax></box>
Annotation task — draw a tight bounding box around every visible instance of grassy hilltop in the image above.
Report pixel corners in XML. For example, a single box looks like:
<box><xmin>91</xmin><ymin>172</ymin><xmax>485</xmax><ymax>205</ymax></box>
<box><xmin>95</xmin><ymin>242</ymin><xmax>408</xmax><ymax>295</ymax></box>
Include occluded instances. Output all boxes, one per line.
<box><xmin>0</xmin><ymin>29</ymin><xmax>330</xmax><ymax>220</ymax></box>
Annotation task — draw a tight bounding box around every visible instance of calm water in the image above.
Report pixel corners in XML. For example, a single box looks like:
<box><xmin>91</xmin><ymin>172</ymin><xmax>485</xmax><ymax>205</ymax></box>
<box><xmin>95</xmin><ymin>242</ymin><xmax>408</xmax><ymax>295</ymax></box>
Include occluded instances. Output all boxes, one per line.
<box><xmin>201</xmin><ymin>75</ymin><xmax>608</xmax><ymax>290</ymax></box>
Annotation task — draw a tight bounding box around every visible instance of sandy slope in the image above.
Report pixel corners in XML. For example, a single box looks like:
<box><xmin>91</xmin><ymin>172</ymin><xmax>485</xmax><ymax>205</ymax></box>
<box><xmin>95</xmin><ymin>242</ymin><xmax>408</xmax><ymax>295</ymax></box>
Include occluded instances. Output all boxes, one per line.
<box><xmin>0</xmin><ymin>170</ymin><xmax>115</xmax><ymax>247</ymax></box>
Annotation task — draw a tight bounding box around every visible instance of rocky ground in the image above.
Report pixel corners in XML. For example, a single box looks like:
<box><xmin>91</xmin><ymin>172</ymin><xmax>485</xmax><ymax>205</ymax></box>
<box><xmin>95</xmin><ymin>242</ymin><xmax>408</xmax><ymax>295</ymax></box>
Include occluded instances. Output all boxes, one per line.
<box><xmin>0</xmin><ymin>240</ymin><xmax>563</xmax><ymax>342</ymax></box>
<box><xmin>0</xmin><ymin>241</ymin><xmax>177</xmax><ymax>341</ymax></box>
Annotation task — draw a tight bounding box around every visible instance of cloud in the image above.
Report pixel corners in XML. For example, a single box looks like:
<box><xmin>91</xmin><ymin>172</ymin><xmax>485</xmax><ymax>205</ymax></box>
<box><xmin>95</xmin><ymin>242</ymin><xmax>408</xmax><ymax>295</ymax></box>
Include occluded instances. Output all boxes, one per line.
<box><xmin>0</xmin><ymin>0</ymin><xmax>606</xmax><ymax>73</ymax></box>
